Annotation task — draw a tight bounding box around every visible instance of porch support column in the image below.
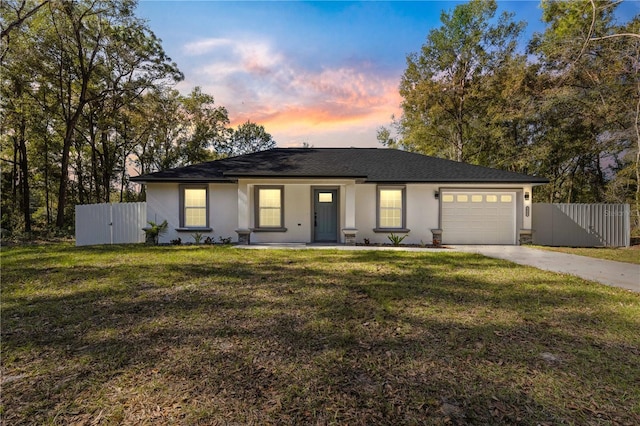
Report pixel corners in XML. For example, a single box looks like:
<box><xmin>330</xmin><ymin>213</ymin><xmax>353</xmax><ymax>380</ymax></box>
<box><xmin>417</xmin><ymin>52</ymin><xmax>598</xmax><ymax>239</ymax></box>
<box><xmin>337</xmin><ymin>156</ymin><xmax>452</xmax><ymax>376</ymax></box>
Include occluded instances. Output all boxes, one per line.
<box><xmin>342</xmin><ymin>182</ymin><xmax>358</xmax><ymax>245</ymax></box>
<box><xmin>235</xmin><ymin>181</ymin><xmax>251</xmax><ymax>245</ymax></box>
<box><xmin>519</xmin><ymin>184</ymin><xmax>533</xmax><ymax>245</ymax></box>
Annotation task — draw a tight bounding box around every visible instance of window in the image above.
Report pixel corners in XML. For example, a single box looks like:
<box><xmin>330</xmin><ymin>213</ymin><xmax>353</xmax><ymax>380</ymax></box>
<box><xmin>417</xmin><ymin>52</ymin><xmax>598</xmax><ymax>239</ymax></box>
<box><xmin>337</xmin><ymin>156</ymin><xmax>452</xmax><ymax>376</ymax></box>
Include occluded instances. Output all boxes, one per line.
<box><xmin>377</xmin><ymin>186</ymin><xmax>405</xmax><ymax>229</ymax></box>
<box><xmin>486</xmin><ymin>195</ymin><xmax>498</xmax><ymax>203</ymax></box>
<box><xmin>180</xmin><ymin>185</ymin><xmax>208</xmax><ymax>228</ymax></box>
<box><xmin>442</xmin><ymin>194</ymin><xmax>454</xmax><ymax>203</ymax></box>
<box><xmin>318</xmin><ymin>192</ymin><xmax>333</xmax><ymax>203</ymax></box>
<box><xmin>456</xmin><ymin>194</ymin><xmax>469</xmax><ymax>202</ymax></box>
<box><xmin>256</xmin><ymin>186</ymin><xmax>284</xmax><ymax>228</ymax></box>
<box><xmin>471</xmin><ymin>195</ymin><xmax>483</xmax><ymax>203</ymax></box>
<box><xmin>501</xmin><ymin>194</ymin><xmax>513</xmax><ymax>203</ymax></box>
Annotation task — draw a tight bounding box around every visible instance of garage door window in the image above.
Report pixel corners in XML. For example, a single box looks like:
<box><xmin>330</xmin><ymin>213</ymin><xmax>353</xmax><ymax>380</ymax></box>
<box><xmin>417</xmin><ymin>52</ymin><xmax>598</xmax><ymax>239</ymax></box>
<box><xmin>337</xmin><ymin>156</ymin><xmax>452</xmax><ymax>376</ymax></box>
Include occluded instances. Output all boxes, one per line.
<box><xmin>457</xmin><ymin>194</ymin><xmax>468</xmax><ymax>202</ymax></box>
<box><xmin>501</xmin><ymin>195</ymin><xmax>513</xmax><ymax>203</ymax></box>
<box><xmin>442</xmin><ymin>194</ymin><xmax>454</xmax><ymax>202</ymax></box>
<box><xmin>486</xmin><ymin>195</ymin><xmax>498</xmax><ymax>202</ymax></box>
<box><xmin>471</xmin><ymin>195</ymin><xmax>483</xmax><ymax>202</ymax></box>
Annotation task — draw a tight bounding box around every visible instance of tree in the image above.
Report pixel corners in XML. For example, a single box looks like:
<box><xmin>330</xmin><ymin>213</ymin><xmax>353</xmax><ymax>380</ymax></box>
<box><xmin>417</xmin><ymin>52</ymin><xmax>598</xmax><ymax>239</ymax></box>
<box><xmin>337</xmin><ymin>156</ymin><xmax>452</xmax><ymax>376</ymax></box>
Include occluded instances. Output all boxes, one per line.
<box><xmin>1</xmin><ymin>0</ymin><xmax>183</xmax><ymax>234</ymax></box>
<box><xmin>0</xmin><ymin>0</ymin><xmax>52</xmax><ymax>233</ymax></box>
<box><xmin>0</xmin><ymin>0</ymin><xmax>182</xmax><ymax>229</ymax></box>
<box><xmin>178</xmin><ymin>87</ymin><xmax>230</xmax><ymax>165</ymax></box>
<box><xmin>133</xmin><ymin>88</ymin><xmax>183</xmax><ymax>173</ymax></box>
<box><xmin>222</xmin><ymin>121</ymin><xmax>276</xmax><ymax>158</ymax></box>
<box><xmin>0</xmin><ymin>0</ymin><xmax>49</xmax><ymax>60</ymax></box>
<box><xmin>76</xmin><ymin>14</ymin><xmax>183</xmax><ymax>203</ymax></box>
<box><xmin>382</xmin><ymin>0</ymin><xmax>525</xmax><ymax>164</ymax></box>
<box><xmin>529</xmin><ymin>0</ymin><xmax>638</xmax><ymax>213</ymax></box>
<box><xmin>132</xmin><ymin>86</ymin><xmax>230</xmax><ymax>174</ymax></box>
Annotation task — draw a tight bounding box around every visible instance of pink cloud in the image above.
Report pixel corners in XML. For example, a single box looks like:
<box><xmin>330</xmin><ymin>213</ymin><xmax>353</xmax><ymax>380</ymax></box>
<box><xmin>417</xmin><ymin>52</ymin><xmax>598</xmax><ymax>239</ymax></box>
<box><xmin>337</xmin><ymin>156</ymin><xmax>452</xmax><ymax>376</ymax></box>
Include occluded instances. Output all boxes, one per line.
<box><xmin>184</xmin><ymin>38</ymin><xmax>402</xmax><ymax>145</ymax></box>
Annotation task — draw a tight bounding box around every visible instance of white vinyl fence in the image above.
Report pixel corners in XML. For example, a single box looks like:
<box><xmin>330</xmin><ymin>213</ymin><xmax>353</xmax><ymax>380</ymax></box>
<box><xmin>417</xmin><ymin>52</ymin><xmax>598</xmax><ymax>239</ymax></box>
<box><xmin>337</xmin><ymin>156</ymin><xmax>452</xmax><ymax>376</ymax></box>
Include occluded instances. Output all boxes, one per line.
<box><xmin>533</xmin><ymin>203</ymin><xmax>630</xmax><ymax>247</ymax></box>
<box><xmin>75</xmin><ymin>202</ymin><xmax>146</xmax><ymax>246</ymax></box>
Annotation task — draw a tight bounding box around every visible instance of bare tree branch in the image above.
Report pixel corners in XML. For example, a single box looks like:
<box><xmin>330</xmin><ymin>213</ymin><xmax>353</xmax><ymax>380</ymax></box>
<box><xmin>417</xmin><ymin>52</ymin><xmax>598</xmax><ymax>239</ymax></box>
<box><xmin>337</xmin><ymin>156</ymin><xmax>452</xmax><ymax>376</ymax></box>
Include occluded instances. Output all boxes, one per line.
<box><xmin>590</xmin><ymin>33</ymin><xmax>640</xmax><ymax>41</ymax></box>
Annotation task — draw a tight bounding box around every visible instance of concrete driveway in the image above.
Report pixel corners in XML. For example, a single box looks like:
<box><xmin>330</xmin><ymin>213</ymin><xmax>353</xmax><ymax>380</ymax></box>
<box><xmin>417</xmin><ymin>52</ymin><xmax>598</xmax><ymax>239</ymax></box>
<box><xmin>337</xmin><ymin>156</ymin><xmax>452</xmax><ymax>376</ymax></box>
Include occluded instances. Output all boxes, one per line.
<box><xmin>451</xmin><ymin>245</ymin><xmax>640</xmax><ymax>293</ymax></box>
<box><xmin>238</xmin><ymin>243</ymin><xmax>638</xmax><ymax>293</ymax></box>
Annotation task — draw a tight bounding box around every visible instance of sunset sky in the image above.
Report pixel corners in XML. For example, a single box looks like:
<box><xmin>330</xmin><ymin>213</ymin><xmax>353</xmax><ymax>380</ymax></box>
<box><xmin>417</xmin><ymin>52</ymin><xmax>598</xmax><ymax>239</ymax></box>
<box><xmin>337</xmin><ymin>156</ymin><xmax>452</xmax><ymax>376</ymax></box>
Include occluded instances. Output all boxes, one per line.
<box><xmin>136</xmin><ymin>1</ymin><xmax>639</xmax><ymax>149</ymax></box>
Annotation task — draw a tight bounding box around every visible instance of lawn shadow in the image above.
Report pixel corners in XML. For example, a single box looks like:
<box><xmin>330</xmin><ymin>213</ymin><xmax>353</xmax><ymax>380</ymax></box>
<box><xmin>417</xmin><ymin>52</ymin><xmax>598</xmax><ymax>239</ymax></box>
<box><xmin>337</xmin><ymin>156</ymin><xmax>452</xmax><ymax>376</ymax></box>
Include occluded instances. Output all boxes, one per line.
<box><xmin>2</xmin><ymin>245</ymin><xmax>639</xmax><ymax>425</ymax></box>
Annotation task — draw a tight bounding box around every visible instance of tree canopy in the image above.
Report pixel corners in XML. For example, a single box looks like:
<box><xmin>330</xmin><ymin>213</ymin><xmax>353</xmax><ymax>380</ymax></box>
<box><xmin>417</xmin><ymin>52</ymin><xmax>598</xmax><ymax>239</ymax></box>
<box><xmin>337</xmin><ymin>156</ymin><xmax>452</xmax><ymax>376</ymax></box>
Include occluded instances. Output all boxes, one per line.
<box><xmin>0</xmin><ymin>0</ymin><xmax>277</xmax><ymax>235</ymax></box>
<box><xmin>380</xmin><ymin>0</ymin><xmax>639</xmax><ymax>231</ymax></box>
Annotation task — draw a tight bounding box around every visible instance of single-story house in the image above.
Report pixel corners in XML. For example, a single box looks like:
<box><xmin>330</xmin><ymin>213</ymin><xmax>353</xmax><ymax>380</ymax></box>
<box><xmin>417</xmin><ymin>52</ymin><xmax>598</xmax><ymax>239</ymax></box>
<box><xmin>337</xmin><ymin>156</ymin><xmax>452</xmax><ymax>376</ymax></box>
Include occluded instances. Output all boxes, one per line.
<box><xmin>130</xmin><ymin>148</ymin><xmax>549</xmax><ymax>245</ymax></box>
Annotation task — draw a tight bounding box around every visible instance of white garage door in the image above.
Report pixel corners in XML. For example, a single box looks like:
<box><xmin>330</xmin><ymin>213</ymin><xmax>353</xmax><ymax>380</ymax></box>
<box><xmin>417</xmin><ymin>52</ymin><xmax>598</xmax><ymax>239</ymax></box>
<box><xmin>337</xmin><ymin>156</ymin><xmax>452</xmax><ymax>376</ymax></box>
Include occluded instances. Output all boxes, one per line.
<box><xmin>441</xmin><ymin>192</ymin><xmax>516</xmax><ymax>245</ymax></box>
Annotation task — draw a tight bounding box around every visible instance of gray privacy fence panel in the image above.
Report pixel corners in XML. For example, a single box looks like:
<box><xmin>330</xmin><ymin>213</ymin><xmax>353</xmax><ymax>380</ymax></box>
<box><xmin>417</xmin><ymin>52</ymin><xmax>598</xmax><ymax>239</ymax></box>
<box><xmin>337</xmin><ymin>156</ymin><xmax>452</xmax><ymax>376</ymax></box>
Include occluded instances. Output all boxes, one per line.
<box><xmin>532</xmin><ymin>203</ymin><xmax>630</xmax><ymax>247</ymax></box>
<box><xmin>75</xmin><ymin>202</ymin><xmax>146</xmax><ymax>246</ymax></box>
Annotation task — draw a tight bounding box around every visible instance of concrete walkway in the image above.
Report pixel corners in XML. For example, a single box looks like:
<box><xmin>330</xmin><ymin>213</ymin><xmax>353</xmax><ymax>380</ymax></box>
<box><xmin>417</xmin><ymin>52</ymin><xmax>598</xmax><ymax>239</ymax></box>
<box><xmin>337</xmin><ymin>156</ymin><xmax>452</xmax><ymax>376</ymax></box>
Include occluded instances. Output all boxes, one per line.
<box><xmin>451</xmin><ymin>245</ymin><xmax>640</xmax><ymax>293</ymax></box>
<box><xmin>238</xmin><ymin>243</ymin><xmax>639</xmax><ymax>293</ymax></box>
<box><xmin>237</xmin><ymin>243</ymin><xmax>451</xmax><ymax>252</ymax></box>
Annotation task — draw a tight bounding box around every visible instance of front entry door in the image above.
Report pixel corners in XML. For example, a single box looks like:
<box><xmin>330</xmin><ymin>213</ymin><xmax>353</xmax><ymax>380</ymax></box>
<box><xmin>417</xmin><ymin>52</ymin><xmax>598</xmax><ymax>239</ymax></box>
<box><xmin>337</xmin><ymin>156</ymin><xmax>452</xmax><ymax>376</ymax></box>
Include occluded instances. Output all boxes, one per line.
<box><xmin>313</xmin><ymin>189</ymin><xmax>338</xmax><ymax>242</ymax></box>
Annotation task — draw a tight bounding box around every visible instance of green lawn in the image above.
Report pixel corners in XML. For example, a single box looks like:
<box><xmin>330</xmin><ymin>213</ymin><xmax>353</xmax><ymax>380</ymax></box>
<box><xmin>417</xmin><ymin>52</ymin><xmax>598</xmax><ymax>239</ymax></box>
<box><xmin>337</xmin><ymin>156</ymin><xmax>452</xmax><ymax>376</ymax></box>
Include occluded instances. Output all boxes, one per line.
<box><xmin>2</xmin><ymin>244</ymin><xmax>639</xmax><ymax>425</ymax></box>
<box><xmin>533</xmin><ymin>246</ymin><xmax>640</xmax><ymax>265</ymax></box>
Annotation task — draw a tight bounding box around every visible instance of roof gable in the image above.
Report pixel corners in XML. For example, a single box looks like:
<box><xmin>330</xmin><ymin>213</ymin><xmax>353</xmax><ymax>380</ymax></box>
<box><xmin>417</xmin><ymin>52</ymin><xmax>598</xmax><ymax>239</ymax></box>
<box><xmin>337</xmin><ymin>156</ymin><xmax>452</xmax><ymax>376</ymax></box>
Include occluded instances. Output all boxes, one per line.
<box><xmin>131</xmin><ymin>148</ymin><xmax>548</xmax><ymax>184</ymax></box>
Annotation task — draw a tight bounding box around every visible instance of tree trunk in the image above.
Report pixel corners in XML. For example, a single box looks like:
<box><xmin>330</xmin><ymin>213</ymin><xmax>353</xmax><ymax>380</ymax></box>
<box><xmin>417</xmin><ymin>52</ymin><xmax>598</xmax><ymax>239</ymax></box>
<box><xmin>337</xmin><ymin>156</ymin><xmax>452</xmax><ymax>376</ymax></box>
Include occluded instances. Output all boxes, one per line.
<box><xmin>55</xmin><ymin>122</ymin><xmax>77</xmax><ymax>227</ymax></box>
<box><xmin>18</xmin><ymin>115</ymin><xmax>31</xmax><ymax>232</ymax></box>
<box><xmin>634</xmin><ymin>92</ymin><xmax>640</xmax><ymax>231</ymax></box>
<box><xmin>120</xmin><ymin>146</ymin><xmax>128</xmax><ymax>202</ymax></box>
<box><xmin>12</xmin><ymin>135</ymin><xmax>18</xmax><ymax>211</ymax></box>
<box><xmin>75</xmin><ymin>138</ymin><xmax>85</xmax><ymax>205</ymax></box>
<box><xmin>101</xmin><ymin>130</ymin><xmax>111</xmax><ymax>203</ymax></box>
<box><xmin>44</xmin><ymin>136</ymin><xmax>50</xmax><ymax>225</ymax></box>
<box><xmin>90</xmin><ymin>123</ymin><xmax>100</xmax><ymax>203</ymax></box>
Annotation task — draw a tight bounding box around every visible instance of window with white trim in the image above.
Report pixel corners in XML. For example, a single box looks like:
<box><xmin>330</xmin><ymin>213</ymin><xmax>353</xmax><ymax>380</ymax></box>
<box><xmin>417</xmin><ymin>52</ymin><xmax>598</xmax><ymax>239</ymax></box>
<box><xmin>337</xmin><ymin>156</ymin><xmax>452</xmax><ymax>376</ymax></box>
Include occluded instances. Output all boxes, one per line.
<box><xmin>180</xmin><ymin>186</ymin><xmax>208</xmax><ymax>228</ymax></box>
<box><xmin>256</xmin><ymin>186</ymin><xmax>284</xmax><ymax>228</ymax></box>
<box><xmin>377</xmin><ymin>186</ymin><xmax>405</xmax><ymax>229</ymax></box>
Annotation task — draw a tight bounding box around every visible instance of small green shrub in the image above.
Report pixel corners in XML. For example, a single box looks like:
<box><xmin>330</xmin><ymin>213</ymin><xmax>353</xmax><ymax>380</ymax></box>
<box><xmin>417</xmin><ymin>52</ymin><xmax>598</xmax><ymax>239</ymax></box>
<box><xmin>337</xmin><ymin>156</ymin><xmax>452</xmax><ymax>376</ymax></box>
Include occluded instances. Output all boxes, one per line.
<box><xmin>191</xmin><ymin>232</ymin><xmax>203</xmax><ymax>245</ymax></box>
<box><xmin>388</xmin><ymin>233</ymin><xmax>407</xmax><ymax>246</ymax></box>
<box><xmin>144</xmin><ymin>220</ymin><xmax>168</xmax><ymax>245</ymax></box>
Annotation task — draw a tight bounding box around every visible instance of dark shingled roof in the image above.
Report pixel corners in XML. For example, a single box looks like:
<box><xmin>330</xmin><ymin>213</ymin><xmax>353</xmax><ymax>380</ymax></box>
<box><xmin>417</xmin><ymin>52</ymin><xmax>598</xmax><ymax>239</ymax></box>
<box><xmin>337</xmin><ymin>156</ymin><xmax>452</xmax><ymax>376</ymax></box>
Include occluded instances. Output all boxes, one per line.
<box><xmin>130</xmin><ymin>148</ymin><xmax>549</xmax><ymax>184</ymax></box>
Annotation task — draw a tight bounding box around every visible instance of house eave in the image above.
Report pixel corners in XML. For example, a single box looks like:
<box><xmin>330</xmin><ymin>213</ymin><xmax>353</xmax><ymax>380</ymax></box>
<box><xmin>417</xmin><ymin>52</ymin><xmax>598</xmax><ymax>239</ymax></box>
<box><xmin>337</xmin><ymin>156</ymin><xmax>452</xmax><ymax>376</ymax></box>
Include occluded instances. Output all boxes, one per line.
<box><xmin>364</xmin><ymin>179</ymin><xmax>550</xmax><ymax>185</ymax></box>
<box><xmin>132</xmin><ymin>177</ymin><xmax>548</xmax><ymax>185</ymax></box>
<box><xmin>129</xmin><ymin>177</ymin><xmax>237</xmax><ymax>184</ymax></box>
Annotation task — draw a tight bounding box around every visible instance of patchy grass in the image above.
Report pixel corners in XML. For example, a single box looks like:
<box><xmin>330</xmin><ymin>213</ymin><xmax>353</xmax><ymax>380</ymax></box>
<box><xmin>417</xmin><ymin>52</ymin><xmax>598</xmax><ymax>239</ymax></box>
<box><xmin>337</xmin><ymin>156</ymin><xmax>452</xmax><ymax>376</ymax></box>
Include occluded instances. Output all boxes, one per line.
<box><xmin>534</xmin><ymin>245</ymin><xmax>640</xmax><ymax>265</ymax></box>
<box><xmin>2</xmin><ymin>244</ymin><xmax>639</xmax><ymax>425</ymax></box>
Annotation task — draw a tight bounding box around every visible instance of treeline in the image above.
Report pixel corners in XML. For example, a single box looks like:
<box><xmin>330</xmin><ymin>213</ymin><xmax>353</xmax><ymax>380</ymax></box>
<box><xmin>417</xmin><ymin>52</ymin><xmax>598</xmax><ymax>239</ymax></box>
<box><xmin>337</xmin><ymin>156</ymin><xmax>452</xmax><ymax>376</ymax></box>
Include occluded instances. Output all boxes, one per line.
<box><xmin>0</xmin><ymin>0</ymin><xmax>275</xmax><ymax>236</ymax></box>
<box><xmin>379</xmin><ymin>0</ymin><xmax>639</xmax><ymax>231</ymax></box>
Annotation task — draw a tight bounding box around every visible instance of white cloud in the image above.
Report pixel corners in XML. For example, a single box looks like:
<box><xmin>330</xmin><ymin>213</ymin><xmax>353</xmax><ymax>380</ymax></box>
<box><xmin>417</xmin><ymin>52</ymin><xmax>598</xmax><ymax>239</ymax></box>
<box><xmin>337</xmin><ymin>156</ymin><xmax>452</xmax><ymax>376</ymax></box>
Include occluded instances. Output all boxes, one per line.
<box><xmin>184</xmin><ymin>38</ymin><xmax>234</xmax><ymax>56</ymax></box>
<box><xmin>180</xmin><ymin>37</ymin><xmax>401</xmax><ymax>145</ymax></box>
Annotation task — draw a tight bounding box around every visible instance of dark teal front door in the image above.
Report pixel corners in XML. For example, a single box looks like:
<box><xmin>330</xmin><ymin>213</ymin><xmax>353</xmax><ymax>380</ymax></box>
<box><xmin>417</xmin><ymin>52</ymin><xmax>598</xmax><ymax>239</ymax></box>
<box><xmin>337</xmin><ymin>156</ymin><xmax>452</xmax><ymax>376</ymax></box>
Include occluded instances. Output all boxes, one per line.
<box><xmin>314</xmin><ymin>189</ymin><xmax>338</xmax><ymax>242</ymax></box>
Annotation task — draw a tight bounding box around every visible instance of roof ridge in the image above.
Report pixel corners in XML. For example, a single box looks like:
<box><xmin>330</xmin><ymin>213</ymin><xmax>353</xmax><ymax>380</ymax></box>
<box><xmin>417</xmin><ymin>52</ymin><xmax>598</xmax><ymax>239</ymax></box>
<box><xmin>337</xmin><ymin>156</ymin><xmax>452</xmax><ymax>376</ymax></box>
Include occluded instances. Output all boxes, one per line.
<box><xmin>274</xmin><ymin>147</ymin><xmax>386</xmax><ymax>150</ymax></box>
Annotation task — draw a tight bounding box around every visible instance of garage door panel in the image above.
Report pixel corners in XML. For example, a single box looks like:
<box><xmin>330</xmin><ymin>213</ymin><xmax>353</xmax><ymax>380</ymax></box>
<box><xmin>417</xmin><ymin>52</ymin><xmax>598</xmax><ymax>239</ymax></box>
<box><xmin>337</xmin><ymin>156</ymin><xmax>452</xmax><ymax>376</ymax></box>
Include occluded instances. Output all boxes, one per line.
<box><xmin>441</xmin><ymin>191</ymin><xmax>516</xmax><ymax>245</ymax></box>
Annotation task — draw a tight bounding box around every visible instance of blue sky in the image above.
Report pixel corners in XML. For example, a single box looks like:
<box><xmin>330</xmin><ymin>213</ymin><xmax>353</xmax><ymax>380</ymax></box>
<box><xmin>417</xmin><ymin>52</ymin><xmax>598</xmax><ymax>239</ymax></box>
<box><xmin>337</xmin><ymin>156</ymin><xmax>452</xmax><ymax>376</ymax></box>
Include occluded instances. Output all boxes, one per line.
<box><xmin>136</xmin><ymin>1</ymin><xmax>640</xmax><ymax>148</ymax></box>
